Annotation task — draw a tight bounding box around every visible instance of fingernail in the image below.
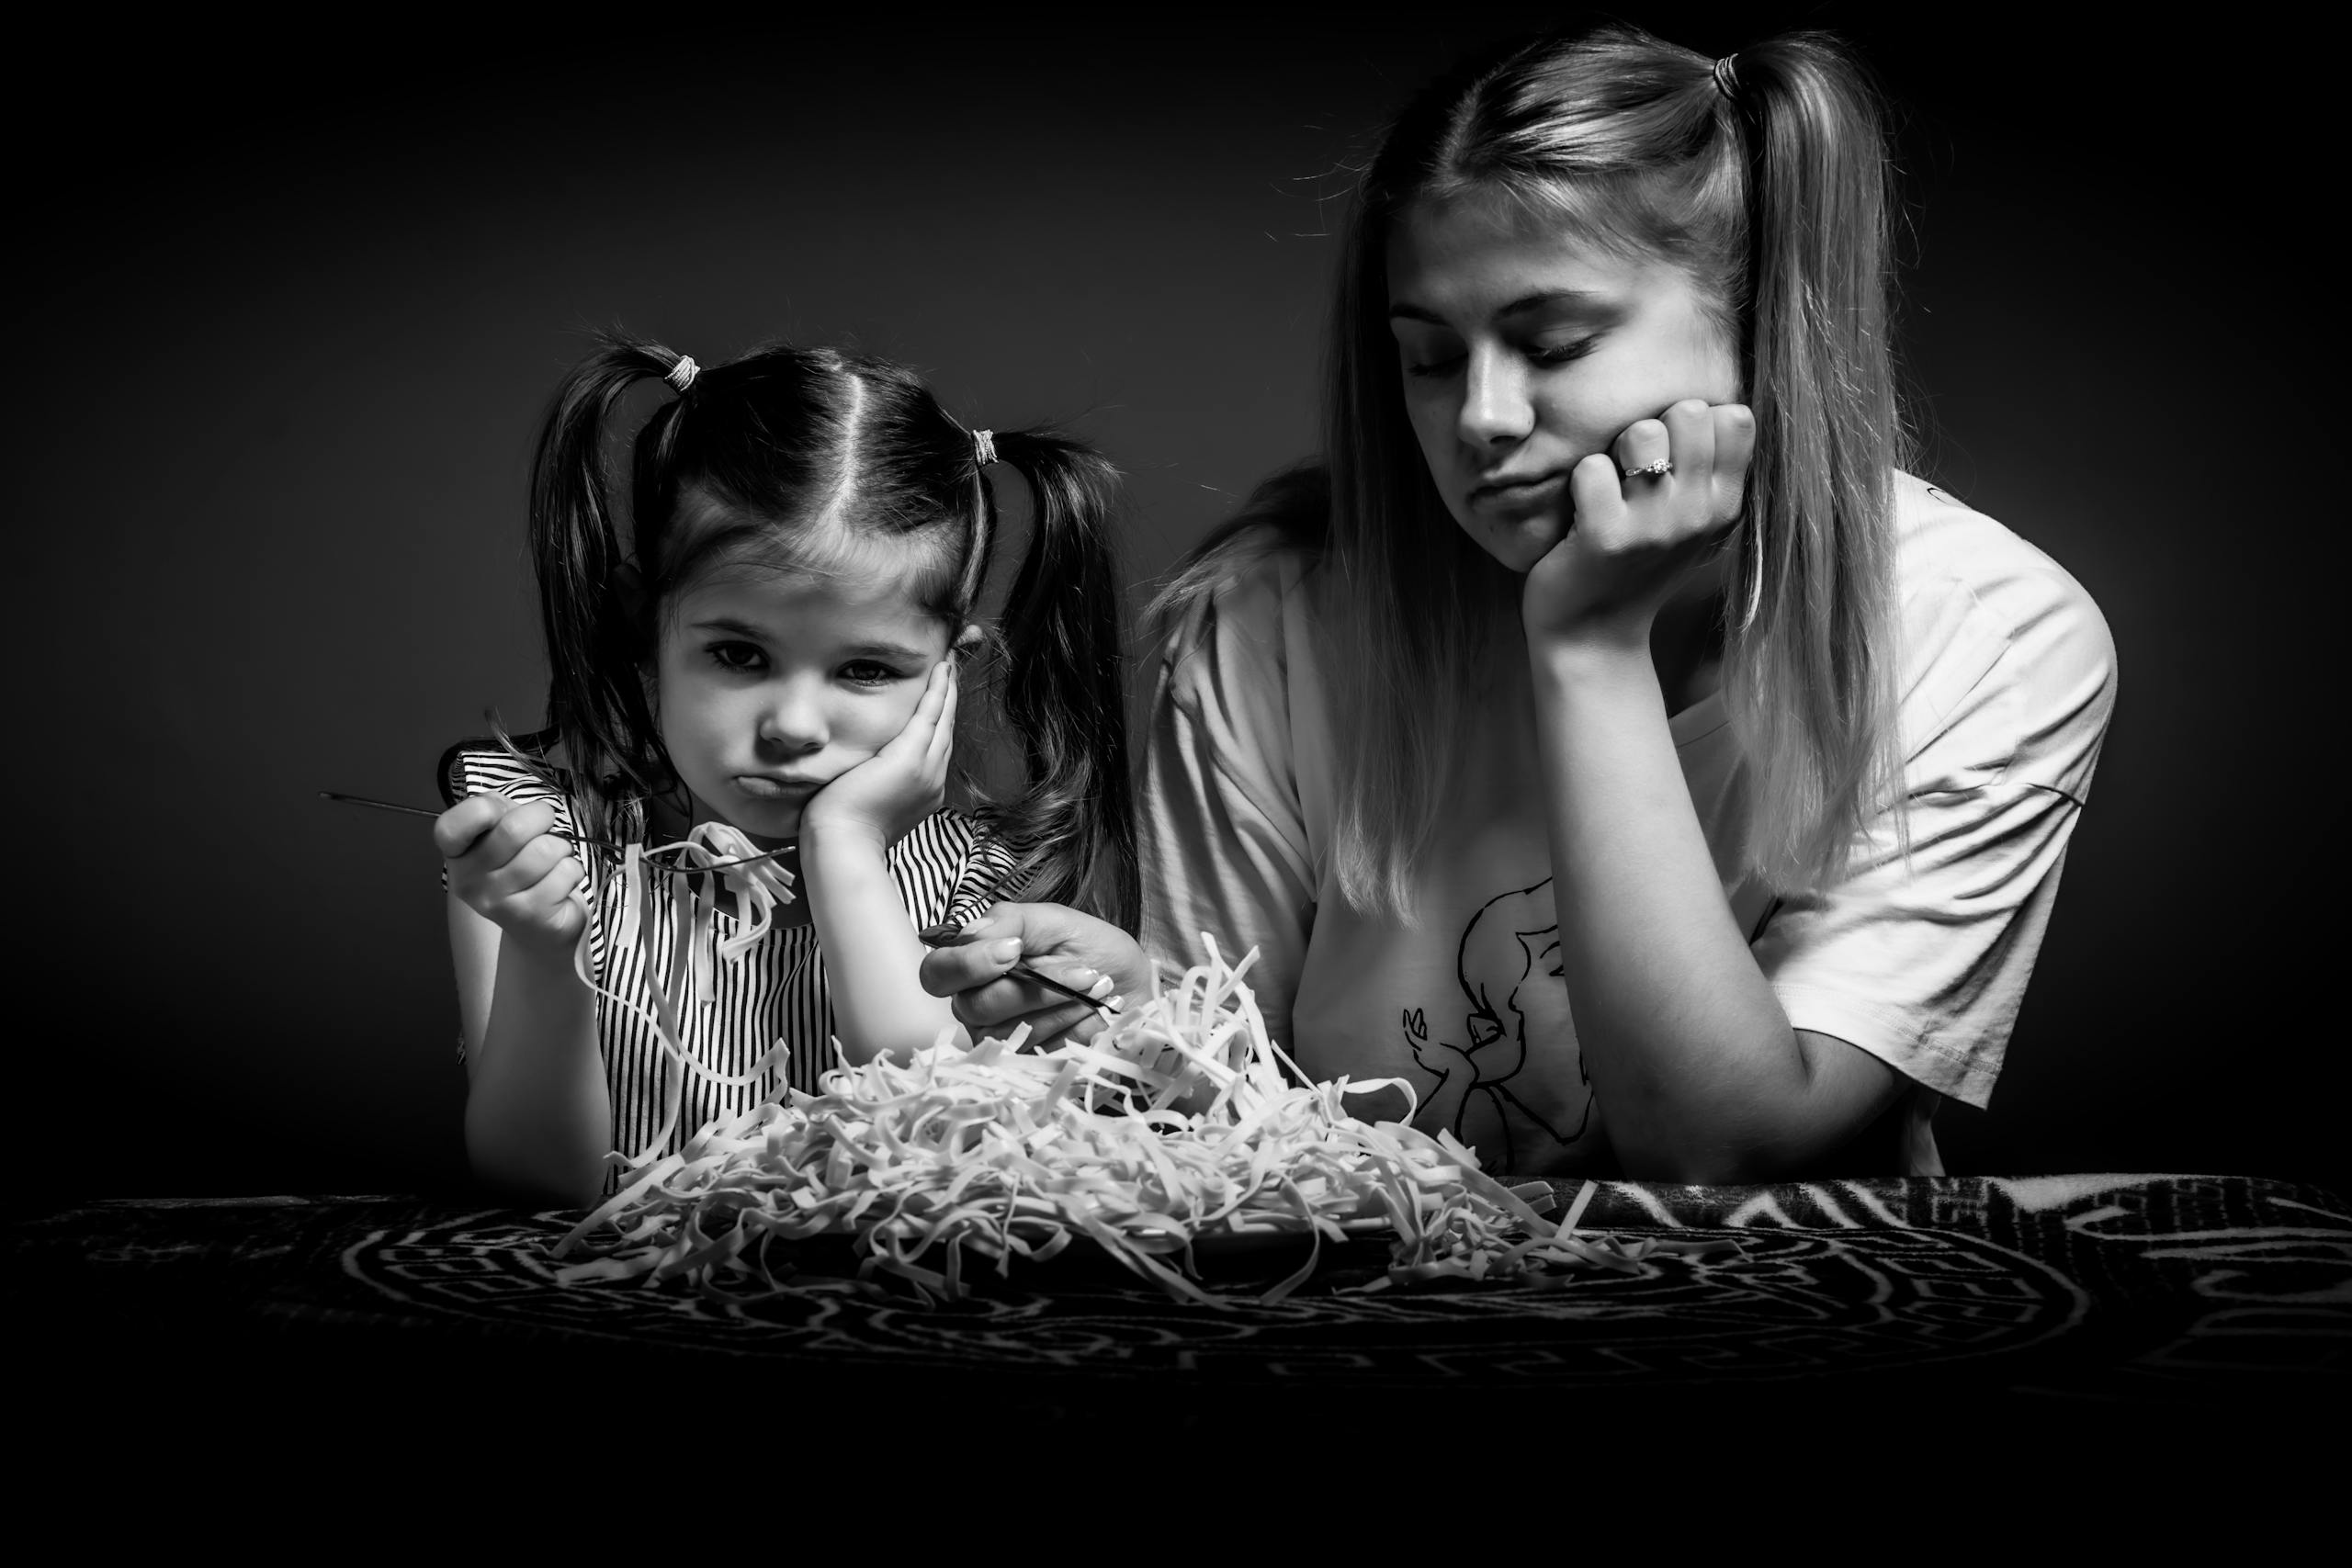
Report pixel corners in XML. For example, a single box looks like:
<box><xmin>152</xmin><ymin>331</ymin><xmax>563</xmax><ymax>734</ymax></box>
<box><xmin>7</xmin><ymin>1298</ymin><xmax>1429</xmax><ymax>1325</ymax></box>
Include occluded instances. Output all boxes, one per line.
<box><xmin>988</xmin><ymin>939</ymin><xmax>1023</xmax><ymax>964</ymax></box>
<box><xmin>1102</xmin><ymin>996</ymin><xmax>1125</xmax><ymax>1013</ymax></box>
<box><xmin>1067</xmin><ymin>967</ymin><xmax>1099</xmax><ymax>987</ymax></box>
<box><xmin>1087</xmin><ymin>976</ymin><xmax>1114</xmax><ymax>999</ymax></box>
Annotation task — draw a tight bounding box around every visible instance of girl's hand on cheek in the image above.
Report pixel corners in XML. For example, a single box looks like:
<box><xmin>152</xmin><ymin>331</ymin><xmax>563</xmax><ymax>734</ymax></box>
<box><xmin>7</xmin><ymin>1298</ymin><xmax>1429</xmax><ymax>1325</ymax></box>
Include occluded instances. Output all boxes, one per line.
<box><xmin>1523</xmin><ymin>399</ymin><xmax>1756</xmax><ymax>649</ymax></box>
<box><xmin>801</xmin><ymin>660</ymin><xmax>957</xmax><ymax>851</ymax></box>
<box><xmin>436</xmin><ymin>793</ymin><xmax>588</xmax><ymax>959</ymax></box>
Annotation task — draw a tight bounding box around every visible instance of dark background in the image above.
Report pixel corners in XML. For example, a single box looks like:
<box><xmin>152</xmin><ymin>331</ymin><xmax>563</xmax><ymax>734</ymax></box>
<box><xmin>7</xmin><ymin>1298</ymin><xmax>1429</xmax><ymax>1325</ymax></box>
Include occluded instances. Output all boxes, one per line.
<box><xmin>11</xmin><ymin>10</ymin><xmax>2335</xmax><ymax>1200</ymax></box>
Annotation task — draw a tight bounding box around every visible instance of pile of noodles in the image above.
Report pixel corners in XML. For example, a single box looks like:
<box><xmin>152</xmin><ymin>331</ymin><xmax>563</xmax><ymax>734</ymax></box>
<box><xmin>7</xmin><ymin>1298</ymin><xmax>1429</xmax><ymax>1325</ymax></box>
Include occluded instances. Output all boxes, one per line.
<box><xmin>551</xmin><ymin>859</ymin><xmax>1723</xmax><ymax>1303</ymax></box>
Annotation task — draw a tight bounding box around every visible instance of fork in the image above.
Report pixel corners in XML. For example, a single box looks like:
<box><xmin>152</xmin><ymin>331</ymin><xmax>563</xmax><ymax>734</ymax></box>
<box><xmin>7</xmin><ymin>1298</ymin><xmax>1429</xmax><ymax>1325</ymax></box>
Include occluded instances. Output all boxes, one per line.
<box><xmin>916</xmin><ymin>923</ymin><xmax>1123</xmax><ymax>1015</ymax></box>
<box><xmin>319</xmin><ymin>792</ymin><xmax>795</xmax><ymax>874</ymax></box>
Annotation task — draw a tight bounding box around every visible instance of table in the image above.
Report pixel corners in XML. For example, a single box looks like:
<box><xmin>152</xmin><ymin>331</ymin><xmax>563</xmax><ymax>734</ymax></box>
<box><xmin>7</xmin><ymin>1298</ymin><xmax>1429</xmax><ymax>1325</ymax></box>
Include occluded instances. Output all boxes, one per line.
<box><xmin>11</xmin><ymin>1173</ymin><xmax>2346</xmax><ymax>1444</ymax></box>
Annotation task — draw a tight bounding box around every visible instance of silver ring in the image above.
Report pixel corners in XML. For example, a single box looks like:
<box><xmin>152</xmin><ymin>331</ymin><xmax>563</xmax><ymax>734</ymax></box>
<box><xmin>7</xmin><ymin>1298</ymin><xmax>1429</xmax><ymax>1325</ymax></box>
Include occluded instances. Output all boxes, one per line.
<box><xmin>1622</xmin><ymin>458</ymin><xmax>1673</xmax><ymax>480</ymax></box>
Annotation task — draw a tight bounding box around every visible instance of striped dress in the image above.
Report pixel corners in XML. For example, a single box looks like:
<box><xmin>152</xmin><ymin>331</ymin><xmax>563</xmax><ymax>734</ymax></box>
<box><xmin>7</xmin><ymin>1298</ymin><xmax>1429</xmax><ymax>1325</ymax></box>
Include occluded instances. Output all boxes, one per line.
<box><xmin>440</xmin><ymin>742</ymin><xmax>1024</xmax><ymax>1188</ymax></box>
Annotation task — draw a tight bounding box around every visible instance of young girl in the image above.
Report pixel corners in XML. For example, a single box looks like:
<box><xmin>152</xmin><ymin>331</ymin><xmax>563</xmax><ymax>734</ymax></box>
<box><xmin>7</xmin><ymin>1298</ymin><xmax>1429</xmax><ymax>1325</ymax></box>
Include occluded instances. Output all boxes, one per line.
<box><xmin>435</xmin><ymin>335</ymin><xmax>1136</xmax><ymax>1205</ymax></box>
<box><xmin>923</xmin><ymin>25</ymin><xmax>2117</xmax><ymax>1182</ymax></box>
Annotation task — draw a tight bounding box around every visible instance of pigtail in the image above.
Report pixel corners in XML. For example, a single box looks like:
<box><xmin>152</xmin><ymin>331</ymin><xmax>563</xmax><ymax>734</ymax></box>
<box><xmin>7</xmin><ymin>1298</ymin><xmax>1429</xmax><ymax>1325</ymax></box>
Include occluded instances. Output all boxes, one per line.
<box><xmin>981</xmin><ymin>430</ymin><xmax>1139</xmax><ymax>931</ymax></box>
<box><xmin>1718</xmin><ymin>33</ymin><xmax>1909</xmax><ymax>892</ymax></box>
<box><xmin>527</xmin><ymin>333</ymin><xmax>694</xmax><ymax>836</ymax></box>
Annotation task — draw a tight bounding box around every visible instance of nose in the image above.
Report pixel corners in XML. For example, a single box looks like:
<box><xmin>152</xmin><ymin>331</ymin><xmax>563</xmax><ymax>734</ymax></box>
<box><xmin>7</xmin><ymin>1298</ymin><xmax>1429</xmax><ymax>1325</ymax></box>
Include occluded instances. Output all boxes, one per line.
<box><xmin>755</xmin><ymin>678</ymin><xmax>827</xmax><ymax>754</ymax></box>
<box><xmin>1456</xmin><ymin>345</ymin><xmax>1533</xmax><ymax>449</ymax></box>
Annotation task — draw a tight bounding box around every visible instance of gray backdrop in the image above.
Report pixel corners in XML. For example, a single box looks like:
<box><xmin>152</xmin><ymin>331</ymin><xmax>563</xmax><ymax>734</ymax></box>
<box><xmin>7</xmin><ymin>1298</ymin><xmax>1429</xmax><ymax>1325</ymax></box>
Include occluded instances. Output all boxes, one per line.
<box><xmin>11</xmin><ymin>12</ymin><xmax>2329</xmax><ymax>1200</ymax></box>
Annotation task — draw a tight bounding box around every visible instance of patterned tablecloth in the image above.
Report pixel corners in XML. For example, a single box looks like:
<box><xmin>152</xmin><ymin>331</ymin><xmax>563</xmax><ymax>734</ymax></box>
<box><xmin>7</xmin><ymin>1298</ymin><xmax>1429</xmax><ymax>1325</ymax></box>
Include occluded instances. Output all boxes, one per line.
<box><xmin>10</xmin><ymin>1174</ymin><xmax>2346</xmax><ymax>1435</ymax></box>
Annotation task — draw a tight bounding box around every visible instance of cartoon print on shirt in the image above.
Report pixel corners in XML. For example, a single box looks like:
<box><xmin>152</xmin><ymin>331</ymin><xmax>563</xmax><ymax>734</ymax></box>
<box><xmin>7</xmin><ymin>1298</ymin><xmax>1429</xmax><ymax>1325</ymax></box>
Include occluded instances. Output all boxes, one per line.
<box><xmin>1400</xmin><ymin>877</ymin><xmax>1592</xmax><ymax>1170</ymax></box>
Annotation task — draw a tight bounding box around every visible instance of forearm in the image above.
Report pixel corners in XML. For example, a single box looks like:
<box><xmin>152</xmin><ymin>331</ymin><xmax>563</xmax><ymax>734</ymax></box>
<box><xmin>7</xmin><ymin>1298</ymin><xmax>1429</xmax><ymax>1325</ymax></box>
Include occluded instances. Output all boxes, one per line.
<box><xmin>463</xmin><ymin>940</ymin><xmax>610</xmax><ymax>1205</ymax></box>
<box><xmin>1531</xmin><ymin>639</ymin><xmax>1825</xmax><ymax>1179</ymax></box>
<box><xmin>802</xmin><ymin>827</ymin><xmax>965</xmax><ymax>1064</ymax></box>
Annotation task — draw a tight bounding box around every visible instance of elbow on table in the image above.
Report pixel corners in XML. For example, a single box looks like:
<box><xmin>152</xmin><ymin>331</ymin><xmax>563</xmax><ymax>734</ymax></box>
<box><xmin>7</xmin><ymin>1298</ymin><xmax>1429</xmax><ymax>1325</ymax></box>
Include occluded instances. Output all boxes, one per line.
<box><xmin>1593</xmin><ymin>1090</ymin><xmax>1806</xmax><ymax>1185</ymax></box>
<box><xmin>1623</xmin><ymin>1145</ymin><xmax>1792</xmax><ymax>1186</ymax></box>
<box><xmin>464</xmin><ymin>1116</ymin><xmax>608</xmax><ymax>1210</ymax></box>
<box><xmin>1610</xmin><ymin>1028</ymin><xmax>1912</xmax><ymax>1183</ymax></box>
<box><xmin>1607</xmin><ymin>1124</ymin><xmax>1776</xmax><ymax>1185</ymax></box>
<box><xmin>1611</xmin><ymin>1092</ymin><xmax>1908</xmax><ymax>1185</ymax></box>
<box><xmin>1604</xmin><ymin>1100</ymin><xmax>1849</xmax><ymax>1185</ymax></box>
<box><xmin>467</xmin><ymin>1151</ymin><xmax>606</xmax><ymax>1210</ymax></box>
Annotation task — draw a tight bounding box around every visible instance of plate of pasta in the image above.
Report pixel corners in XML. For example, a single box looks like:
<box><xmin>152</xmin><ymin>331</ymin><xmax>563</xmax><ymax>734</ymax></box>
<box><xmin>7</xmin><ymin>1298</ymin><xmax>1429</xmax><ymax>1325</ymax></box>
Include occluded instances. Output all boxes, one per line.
<box><xmin>550</xmin><ymin>907</ymin><xmax>1719</xmax><ymax>1305</ymax></box>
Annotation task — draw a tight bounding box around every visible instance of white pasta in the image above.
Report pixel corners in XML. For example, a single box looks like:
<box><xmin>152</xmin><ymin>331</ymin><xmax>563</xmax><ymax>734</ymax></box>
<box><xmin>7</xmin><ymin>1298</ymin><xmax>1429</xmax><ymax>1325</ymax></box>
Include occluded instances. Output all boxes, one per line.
<box><xmin>552</xmin><ymin>934</ymin><xmax>1724</xmax><ymax>1304</ymax></box>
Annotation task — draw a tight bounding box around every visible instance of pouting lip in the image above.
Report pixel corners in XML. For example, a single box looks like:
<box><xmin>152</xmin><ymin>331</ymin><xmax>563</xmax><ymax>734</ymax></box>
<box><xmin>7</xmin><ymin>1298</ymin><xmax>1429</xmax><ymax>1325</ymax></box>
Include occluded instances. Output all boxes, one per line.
<box><xmin>1469</xmin><ymin>468</ymin><xmax>1570</xmax><ymax>502</ymax></box>
<box><xmin>732</xmin><ymin>773</ymin><xmax>821</xmax><ymax>797</ymax></box>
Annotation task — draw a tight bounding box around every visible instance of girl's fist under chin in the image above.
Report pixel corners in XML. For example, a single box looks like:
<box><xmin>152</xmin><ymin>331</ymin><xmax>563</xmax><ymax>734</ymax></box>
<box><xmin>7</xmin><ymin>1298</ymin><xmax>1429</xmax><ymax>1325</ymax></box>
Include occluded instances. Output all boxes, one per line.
<box><xmin>1523</xmin><ymin>400</ymin><xmax>1757</xmax><ymax>645</ymax></box>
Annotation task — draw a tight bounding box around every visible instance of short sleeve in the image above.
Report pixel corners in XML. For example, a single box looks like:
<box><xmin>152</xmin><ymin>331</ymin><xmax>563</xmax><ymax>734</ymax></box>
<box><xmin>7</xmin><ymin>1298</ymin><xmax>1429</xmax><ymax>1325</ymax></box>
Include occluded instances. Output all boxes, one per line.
<box><xmin>1759</xmin><ymin>523</ymin><xmax>2118</xmax><ymax>1109</ymax></box>
<box><xmin>943</xmin><ymin>821</ymin><xmax>1038</xmax><ymax>929</ymax></box>
<box><xmin>434</xmin><ymin>741</ymin><xmax>579</xmax><ymax>890</ymax></box>
<box><xmin>1137</xmin><ymin>560</ymin><xmax>1319</xmax><ymax>1049</ymax></box>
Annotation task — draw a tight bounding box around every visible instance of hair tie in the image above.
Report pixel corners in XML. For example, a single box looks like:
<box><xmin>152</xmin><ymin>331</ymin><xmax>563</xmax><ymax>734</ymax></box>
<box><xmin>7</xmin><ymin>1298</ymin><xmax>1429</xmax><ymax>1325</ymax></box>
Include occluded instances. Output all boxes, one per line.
<box><xmin>665</xmin><ymin>355</ymin><xmax>699</xmax><ymax>393</ymax></box>
<box><xmin>971</xmin><ymin>428</ymin><xmax>998</xmax><ymax>468</ymax></box>
<box><xmin>1711</xmin><ymin>54</ymin><xmax>1740</xmax><ymax>100</ymax></box>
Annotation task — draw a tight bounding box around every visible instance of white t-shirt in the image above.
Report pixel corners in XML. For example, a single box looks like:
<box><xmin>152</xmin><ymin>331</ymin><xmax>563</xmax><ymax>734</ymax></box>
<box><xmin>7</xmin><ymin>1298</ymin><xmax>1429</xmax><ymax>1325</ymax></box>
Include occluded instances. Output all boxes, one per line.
<box><xmin>1138</xmin><ymin>473</ymin><xmax>2117</xmax><ymax>1177</ymax></box>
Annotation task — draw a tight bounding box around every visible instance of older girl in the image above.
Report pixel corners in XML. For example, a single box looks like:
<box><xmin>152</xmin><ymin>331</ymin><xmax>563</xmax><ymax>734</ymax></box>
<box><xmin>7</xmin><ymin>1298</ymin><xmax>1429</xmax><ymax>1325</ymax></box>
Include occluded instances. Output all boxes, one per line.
<box><xmin>924</xmin><ymin>25</ymin><xmax>2115</xmax><ymax>1182</ymax></box>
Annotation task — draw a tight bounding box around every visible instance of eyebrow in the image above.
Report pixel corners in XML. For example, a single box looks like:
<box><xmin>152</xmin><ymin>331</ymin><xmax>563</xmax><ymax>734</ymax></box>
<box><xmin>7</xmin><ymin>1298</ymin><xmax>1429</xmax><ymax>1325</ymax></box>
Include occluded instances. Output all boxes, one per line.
<box><xmin>842</xmin><ymin>640</ymin><xmax>937</xmax><ymax>665</ymax></box>
<box><xmin>693</xmin><ymin>616</ymin><xmax>775</xmax><ymax>642</ymax></box>
<box><xmin>1388</xmin><ymin>288</ymin><xmax>1608</xmax><ymax>325</ymax></box>
<box><xmin>693</xmin><ymin>618</ymin><xmax>934</xmax><ymax>666</ymax></box>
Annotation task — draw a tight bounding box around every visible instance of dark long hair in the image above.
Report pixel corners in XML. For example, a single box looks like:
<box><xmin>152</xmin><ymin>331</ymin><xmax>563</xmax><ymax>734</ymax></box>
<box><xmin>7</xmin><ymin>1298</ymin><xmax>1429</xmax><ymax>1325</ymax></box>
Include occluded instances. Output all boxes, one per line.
<box><xmin>526</xmin><ymin>332</ymin><xmax>1137</xmax><ymax>929</ymax></box>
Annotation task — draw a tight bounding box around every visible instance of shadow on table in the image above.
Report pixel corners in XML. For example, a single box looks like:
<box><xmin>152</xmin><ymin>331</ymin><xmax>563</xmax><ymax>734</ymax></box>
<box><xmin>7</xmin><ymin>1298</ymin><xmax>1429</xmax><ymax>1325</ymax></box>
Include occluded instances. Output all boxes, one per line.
<box><xmin>7</xmin><ymin>1173</ymin><xmax>2344</xmax><ymax>1453</ymax></box>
